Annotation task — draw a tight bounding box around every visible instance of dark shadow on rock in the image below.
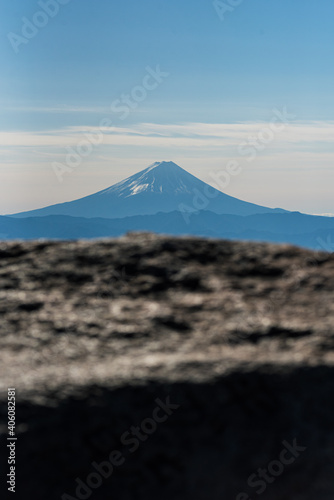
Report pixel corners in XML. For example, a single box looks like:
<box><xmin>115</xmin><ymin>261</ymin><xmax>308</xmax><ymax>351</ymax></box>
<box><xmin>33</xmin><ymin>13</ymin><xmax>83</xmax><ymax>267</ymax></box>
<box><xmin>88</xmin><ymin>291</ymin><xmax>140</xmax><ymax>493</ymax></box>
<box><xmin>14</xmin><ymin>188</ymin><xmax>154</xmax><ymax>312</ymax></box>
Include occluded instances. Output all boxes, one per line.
<box><xmin>1</xmin><ymin>366</ymin><xmax>334</xmax><ymax>500</ymax></box>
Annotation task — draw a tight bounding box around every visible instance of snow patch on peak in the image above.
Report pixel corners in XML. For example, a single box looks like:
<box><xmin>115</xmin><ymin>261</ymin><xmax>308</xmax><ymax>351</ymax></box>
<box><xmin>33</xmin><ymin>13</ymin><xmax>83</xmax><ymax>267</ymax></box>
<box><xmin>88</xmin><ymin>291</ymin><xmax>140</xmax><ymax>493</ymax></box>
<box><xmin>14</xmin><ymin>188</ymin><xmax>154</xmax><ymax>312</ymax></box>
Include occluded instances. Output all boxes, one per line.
<box><xmin>128</xmin><ymin>183</ymin><xmax>149</xmax><ymax>195</ymax></box>
<box><xmin>98</xmin><ymin>161</ymin><xmax>201</xmax><ymax>198</ymax></box>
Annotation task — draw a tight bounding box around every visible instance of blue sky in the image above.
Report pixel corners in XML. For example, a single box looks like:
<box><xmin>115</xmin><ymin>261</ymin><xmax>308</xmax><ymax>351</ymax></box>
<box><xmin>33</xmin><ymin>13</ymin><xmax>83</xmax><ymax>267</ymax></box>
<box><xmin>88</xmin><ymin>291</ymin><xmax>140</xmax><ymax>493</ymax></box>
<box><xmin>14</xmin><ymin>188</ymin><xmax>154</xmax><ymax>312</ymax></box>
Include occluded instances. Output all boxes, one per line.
<box><xmin>1</xmin><ymin>0</ymin><xmax>334</xmax><ymax>214</ymax></box>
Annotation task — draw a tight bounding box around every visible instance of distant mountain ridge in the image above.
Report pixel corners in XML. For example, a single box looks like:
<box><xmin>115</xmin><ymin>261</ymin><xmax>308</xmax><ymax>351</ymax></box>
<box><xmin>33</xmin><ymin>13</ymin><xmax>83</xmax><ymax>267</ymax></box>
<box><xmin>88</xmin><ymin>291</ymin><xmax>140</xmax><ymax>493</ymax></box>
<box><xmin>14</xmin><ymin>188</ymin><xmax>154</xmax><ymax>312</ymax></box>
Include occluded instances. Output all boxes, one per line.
<box><xmin>3</xmin><ymin>160</ymin><xmax>333</xmax><ymax>251</ymax></box>
<box><xmin>9</xmin><ymin>161</ymin><xmax>287</xmax><ymax>219</ymax></box>
<box><xmin>1</xmin><ymin>211</ymin><xmax>334</xmax><ymax>251</ymax></box>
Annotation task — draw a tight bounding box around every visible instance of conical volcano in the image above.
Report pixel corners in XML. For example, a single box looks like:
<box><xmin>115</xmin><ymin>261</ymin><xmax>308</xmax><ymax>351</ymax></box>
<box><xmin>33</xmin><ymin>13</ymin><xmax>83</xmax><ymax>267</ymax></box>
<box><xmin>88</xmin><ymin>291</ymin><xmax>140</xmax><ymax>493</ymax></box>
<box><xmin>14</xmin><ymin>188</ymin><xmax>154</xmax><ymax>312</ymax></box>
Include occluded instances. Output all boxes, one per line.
<box><xmin>100</xmin><ymin>161</ymin><xmax>197</xmax><ymax>197</ymax></box>
<box><xmin>10</xmin><ymin>161</ymin><xmax>286</xmax><ymax>219</ymax></box>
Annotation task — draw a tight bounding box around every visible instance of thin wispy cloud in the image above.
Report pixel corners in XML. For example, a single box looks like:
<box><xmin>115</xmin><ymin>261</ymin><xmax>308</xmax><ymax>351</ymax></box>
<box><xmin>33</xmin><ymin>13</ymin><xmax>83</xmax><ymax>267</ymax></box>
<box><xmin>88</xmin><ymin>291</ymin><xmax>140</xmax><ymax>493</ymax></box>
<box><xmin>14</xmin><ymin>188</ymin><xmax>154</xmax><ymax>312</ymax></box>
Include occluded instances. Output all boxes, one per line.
<box><xmin>1</xmin><ymin>119</ymin><xmax>333</xmax><ymax>215</ymax></box>
<box><xmin>2</xmin><ymin>121</ymin><xmax>334</xmax><ymax>149</ymax></box>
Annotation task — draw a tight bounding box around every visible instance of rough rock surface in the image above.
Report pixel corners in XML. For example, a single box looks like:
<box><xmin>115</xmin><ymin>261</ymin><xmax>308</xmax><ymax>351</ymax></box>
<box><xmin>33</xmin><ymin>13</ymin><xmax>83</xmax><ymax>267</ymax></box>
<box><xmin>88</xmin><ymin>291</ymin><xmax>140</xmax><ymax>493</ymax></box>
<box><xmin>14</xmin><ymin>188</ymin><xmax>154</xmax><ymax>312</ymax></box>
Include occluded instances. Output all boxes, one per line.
<box><xmin>0</xmin><ymin>233</ymin><xmax>334</xmax><ymax>500</ymax></box>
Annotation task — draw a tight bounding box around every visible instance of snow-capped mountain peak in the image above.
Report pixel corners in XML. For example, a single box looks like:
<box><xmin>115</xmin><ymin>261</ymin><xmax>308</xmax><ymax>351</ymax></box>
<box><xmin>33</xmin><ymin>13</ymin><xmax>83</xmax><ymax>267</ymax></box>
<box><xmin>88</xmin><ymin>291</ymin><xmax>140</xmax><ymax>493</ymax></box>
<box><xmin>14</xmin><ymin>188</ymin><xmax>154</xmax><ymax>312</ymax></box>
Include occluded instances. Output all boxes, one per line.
<box><xmin>10</xmin><ymin>160</ymin><xmax>287</xmax><ymax>219</ymax></box>
<box><xmin>100</xmin><ymin>161</ymin><xmax>194</xmax><ymax>198</ymax></box>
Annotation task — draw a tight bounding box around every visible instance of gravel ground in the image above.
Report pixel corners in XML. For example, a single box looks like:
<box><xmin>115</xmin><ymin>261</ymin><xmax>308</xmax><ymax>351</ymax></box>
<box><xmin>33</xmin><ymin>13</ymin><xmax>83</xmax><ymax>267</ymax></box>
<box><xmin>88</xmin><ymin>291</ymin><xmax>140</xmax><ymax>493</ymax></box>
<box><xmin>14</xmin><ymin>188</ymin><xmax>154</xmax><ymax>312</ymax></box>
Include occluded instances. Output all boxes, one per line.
<box><xmin>0</xmin><ymin>233</ymin><xmax>334</xmax><ymax>499</ymax></box>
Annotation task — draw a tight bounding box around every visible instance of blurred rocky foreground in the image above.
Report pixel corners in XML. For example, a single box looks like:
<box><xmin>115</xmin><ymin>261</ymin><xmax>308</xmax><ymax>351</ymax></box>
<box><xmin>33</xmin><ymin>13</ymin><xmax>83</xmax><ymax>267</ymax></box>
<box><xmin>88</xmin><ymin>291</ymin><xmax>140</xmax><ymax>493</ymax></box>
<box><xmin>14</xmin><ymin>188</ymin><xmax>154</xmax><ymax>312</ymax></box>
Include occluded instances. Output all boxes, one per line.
<box><xmin>0</xmin><ymin>233</ymin><xmax>334</xmax><ymax>500</ymax></box>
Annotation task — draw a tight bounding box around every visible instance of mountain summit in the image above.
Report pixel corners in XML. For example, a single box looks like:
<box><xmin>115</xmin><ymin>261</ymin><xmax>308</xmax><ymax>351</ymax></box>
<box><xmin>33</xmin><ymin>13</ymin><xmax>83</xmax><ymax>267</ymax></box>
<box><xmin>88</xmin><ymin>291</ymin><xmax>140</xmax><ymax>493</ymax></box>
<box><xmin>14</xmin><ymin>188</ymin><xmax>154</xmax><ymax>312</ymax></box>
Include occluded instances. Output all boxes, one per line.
<box><xmin>11</xmin><ymin>161</ymin><xmax>286</xmax><ymax>219</ymax></box>
<box><xmin>100</xmin><ymin>161</ymin><xmax>195</xmax><ymax>197</ymax></box>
